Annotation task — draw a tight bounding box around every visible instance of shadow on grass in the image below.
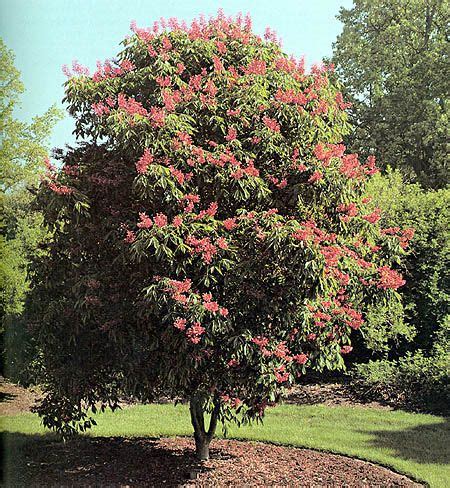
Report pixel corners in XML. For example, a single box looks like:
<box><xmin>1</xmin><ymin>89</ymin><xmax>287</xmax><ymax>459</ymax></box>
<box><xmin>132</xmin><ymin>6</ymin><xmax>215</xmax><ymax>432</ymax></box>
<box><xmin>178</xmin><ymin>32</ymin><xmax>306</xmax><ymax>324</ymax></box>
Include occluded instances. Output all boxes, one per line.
<box><xmin>361</xmin><ymin>417</ymin><xmax>450</xmax><ymax>465</ymax></box>
<box><xmin>1</xmin><ymin>432</ymin><xmax>224</xmax><ymax>487</ymax></box>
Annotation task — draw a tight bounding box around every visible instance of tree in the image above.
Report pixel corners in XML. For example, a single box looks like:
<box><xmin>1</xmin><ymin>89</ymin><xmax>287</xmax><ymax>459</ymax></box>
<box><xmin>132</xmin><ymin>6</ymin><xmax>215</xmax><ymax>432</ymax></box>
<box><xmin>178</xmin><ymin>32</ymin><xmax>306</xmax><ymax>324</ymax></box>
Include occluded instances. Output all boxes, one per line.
<box><xmin>0</xmin><ymin>38</ymin><xmax>62</xmax><ymax>380</ymax></box>
<box><xmin>331</xmin><ymin>0</ymin><xmax>449</xmax><ymax>189</ymax></box>
<box><xmin>32</xmin><ymin>13</ymin><xmax>409</xmax><ymax>460</ymax></box>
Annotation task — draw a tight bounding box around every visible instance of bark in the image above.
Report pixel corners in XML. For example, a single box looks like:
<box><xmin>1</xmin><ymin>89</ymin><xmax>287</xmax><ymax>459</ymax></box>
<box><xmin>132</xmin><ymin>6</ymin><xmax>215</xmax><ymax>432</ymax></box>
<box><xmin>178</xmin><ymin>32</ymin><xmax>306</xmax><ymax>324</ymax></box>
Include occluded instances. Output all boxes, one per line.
<box><xmin>189</xmin><ymin>395</ymin><xmax>219</xmax><ymax>461</ymax></box>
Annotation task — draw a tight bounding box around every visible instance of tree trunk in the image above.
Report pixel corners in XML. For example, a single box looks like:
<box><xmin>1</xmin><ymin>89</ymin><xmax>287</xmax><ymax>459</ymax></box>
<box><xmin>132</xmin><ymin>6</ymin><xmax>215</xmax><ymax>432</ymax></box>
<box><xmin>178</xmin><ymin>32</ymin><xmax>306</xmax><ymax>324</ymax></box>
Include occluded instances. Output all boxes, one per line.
<box><xmin>194</xmin><ymin>433</ymin><xmax>211</xmax><ymax>461</ymax></box>
<box><xmin>189</xmin><ymin>395</ymin><xmax>219</xmax><ymax>461</ymax></box>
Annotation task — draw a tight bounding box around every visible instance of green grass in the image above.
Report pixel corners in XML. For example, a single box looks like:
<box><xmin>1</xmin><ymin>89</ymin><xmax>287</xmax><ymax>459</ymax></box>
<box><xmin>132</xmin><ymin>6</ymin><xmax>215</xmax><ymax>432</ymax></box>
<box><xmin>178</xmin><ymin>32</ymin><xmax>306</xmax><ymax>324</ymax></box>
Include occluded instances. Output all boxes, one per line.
<box><xmin>2</xmin><ymin>404</ymin><xmax>449</xmax><ymax>487</ymax></box>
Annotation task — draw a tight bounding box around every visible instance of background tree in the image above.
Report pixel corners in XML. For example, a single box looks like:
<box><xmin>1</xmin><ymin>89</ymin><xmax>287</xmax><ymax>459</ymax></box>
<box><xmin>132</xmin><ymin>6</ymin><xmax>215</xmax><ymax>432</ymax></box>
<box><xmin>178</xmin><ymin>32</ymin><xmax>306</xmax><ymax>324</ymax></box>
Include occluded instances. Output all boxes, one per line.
<box><xmin>330</xmin><ymin>0</ymin><xmax>449</xmax><ymax>189</ymax></box>
<box><xmin>0</xmin><ymin>38</ymin><xmax>62</xmax><ymax>380</ymax></box>
<box><xmin>32</xmin><ymin>13</ymin><xmax>409</xmax><ymax>460</ymax></box>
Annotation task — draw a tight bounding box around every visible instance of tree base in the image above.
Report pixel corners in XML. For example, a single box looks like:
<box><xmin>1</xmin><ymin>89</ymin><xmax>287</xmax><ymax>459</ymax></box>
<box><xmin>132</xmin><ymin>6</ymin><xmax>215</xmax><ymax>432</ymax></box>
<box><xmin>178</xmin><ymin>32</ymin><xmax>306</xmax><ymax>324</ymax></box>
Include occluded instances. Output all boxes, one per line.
<box><xmin>195</xmin><ymin>437</ymin><xmax>210</xmax><ymax>460</ymax></box>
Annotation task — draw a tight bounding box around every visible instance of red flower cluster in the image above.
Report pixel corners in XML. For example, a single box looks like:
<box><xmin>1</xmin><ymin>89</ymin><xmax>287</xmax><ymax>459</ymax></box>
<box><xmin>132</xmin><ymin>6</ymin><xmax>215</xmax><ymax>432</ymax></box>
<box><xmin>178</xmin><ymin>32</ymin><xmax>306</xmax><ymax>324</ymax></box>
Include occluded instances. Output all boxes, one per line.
<box><xmin>225</xmin><ymin>127</ymin><xmax>238</xmax><ymax>141</ymax></box>
<box><xmin>337</xmin><ymin>202</ymin><xmax>358</xmax><ymax>219</ymax></box>
<box><xmin>181</xmin><ymin>194</ymin><xmax>200</xmax><ymax>213</ymax></box>
<box><xmin>382</xmin><ymin>227</ymin><xmax>415</xmax><ymax>249</ymax></box>
<box><xmin>186</xmin><ymin>322</ymin><xmax>205</xmax><ymax>344</ymax></box>
<box><xmin>293</xmin><ymin>353</ymin><xmax>308</xmax><ymax>365</ymax></box>
<box><xmin>262</xmin><ymin>116</ymin><xmax>280</xmax><ymax>132</ymax></box>
<box><xmin>223</xmin><ymin>218</ymin><xmax>237</xmax><ymax>230</ymax></box>
<box><xmin>173</xmin><ymin>317</ymin><xmax>187</xmax><ymax>331</ymax></box>
<box><xmin>137</xmin><ymin>212</ymin><xmax>152</xmax><ymax>229</ymax></box>
<box><xmin>377</xmin><ymin>266</ymin><xmax>405</xmax><ymax>290</ymax></box>
<box><xmin>307</xmin><ymin>170</ymin><xmax>323</xmax><ymax>184</ymax></box>
<box><xmin>275</xmin><ymin>88</ymin><xmax>307</xmax><ymax>107</ymax></box>
<box><xmin>362</xmin><ymin>208</ymin><xmax>381</xmax><ymax>224</ymax></box>
<box><xmin>185</xmin><ymin>235</ymin><xmax>218</xmax><ymax>264</ymax></box>
<box><xmin>314</xmin><ymin>143</ymin><xmax>345</xmax><ymax>166</ymax></box>
<box><xmin>136</xmin><ymin>148</ymin><xmax>154</xmax><ymax>174</ymax></box>
<box><xmin>92</xmin><ymin>101</ymin><xmax>111</xmax><ymax>116</ymax></box>
<box><xmin>244</xmin><ymin>59</ymin><xmax>267</xmax><ymax>75</ymax></box>
<box><xmin>90</xmin><ymin>59</ymin><xmax>134</xmax><ymax>82</ymax></box>
<box><xmin>274</xmin><ymin>365</ymin><xmax>289</xmax><ymax>383</ymax></box>
<box><xmin>117</xmin><ymin>93</ymin><xmax>148</xmax><ymax>117</ymax></box>
<box><xmin>167</xmin><ymin>278</ymin><xmax>192</xmax><ymax>303</ymax></box>
<box><xmin>48</xmin><ymin>182</ymin><xmax>73</xmax><ymax>195</ymax></box>
<box><xmin>154</xmin><ymin>213</ymin><xmax>168</xmax><ymax>228</ymax></box>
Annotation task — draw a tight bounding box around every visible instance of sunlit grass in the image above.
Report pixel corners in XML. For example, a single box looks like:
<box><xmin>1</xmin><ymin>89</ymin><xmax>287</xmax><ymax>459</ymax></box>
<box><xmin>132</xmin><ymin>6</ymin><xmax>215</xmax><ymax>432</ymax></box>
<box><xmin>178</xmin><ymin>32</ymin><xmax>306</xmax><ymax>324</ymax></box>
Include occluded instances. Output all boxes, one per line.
<box><xmin>2</xmin><ymin>403</ymin><xmax>449</xmax><ymax>487</ymax></box>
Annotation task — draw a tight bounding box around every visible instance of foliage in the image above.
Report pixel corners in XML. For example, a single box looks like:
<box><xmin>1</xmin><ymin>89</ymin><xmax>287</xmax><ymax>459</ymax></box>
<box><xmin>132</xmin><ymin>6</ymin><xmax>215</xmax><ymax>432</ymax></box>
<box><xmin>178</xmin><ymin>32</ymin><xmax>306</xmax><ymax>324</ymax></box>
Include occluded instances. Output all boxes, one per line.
<box><xmin>366</xmin><ymin>169</ymin><xmax>449</xmax><ymax>354</ymax></box>
<box><xmin>31</xmin><ymin>13</ymin><xmax>409</xmax><ymax>458</ymax></box>
<box><xmin>352</xmin><ymin>337</ymin><xmax>450</xmax><ymax>415</ymax></box>
<box><xmin>348</xmin><ymin>298</ymin><xmax>414</xmax><ymax>359</ymax></box>
<box><xmin>331</xmin><ymin>0</ymin><xmax>449</xmax><ymax>189</ymax></box>
<box><xmin>0</xmin><ymin>38</ymin><xmax>62</xmax><ymax>380</ymax></box>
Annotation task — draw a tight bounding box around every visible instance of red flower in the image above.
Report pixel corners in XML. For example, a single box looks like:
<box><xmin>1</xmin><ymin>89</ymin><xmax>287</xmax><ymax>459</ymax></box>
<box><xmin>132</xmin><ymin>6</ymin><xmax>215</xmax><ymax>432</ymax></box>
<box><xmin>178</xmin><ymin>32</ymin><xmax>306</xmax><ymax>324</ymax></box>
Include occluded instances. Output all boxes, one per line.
<box><xmin>340</xmin><ymin>345</ymin><xmax>353</xmax><ymax>354</ymax></box>
<box><xmin>225</xmin><ymin>127</ymin><xmax>237</xmax><ymax>141</ymax></box>
<box><xmin>124</xmin><ymin>230</ymin><xmax>136</xmax><ymax>243</ymax></box>
<box><xmin>216</xmin><ymin>237</ymin><xmax>228</xmax><ymax>250</ymax></box>
<box><xmin>172</xmin><ymin>215</ymin><xmax>183</xmax><ymax>227</ymax></box>
<box><xmin>226</xmin><ymin>108</ymin><xmax>241</xmax><ymax>117</ymax></box>
<box><xmin>340</xmin><ymin>154</ymin><xmax>362</xmax><ymax>179</ymax></box>
<box><xmin>149</xmin><ymin>106</ymin><xmax>166</xmax><ymax>127</ymax></box>
<box><xmin>262</xmin><ymin>116</ymin><xmax>280</xmax><ymax>132</ymax></box>
<box><xmin>204</xmin><ymin>300</ymin><xmax>219</xmax><ymax>313</ymax></box>
<box><xmin>335</xmin><ymin>92</ymin><xmax>352</xmax><ymax>110</ymax></box>
<box><xmin>362</xmin><ymin>208</ymin><xmax>381</xmax><ymax>224</ymax></box>
<box><xmin>274</xmin><ymin>365</ymin><xmax>289</xmax><ymax>383</ymax></box>
<box><xmin>161</xmin><ymin>36</ymin><xmax>173</xmax><ymax>51</ymax></box>
<box><xmin>252</xmin><ymin>336</ymin><xmax>269</xmax><ymax>348</ymax></box>
<box><xmin>173</xmin><ymin>317</ymin><xmax>187</xmax><ymax>331</ymax></box>
<box><xmin>293</xmin><ymin>354</ymin><xmax>308</xmax><ymax>365</ymax></box>
<box><xmin>245</xmin><ymin>59</ymin><xmax>266</xmax><ymax>75</ymax></box>
<box><xmin>186</xmin><ymin>322</ymin><xmax>205</xmax><ymax>344</ymax></box>
<box><xmin>223</xmin><ymin>218</ymin><xmax>237</xmax><ymax>230</ymax></box>
<box><xmin>377</xmin><ymin>266</ymin><xmax>405</xmax><ymax>290</ymax></box>
<box><xmin>136</xmin><ymin>148</ymin><xmax>154</xmax><ymax>174</ymax></box>
<box><xmin>154</xmin><ymin>213</ymin><xmax>168</xmax><ymax>228</ymax></box>
<box><xmin>137</xmin><ymin>212</ymin><xmax>153</xmax><ymax>229</ymax></box>
<box><xmin>213</xmin><ymin>56</ymin><xmax>224</xmax><ymax>72</ymax></box>
<box><xmin>118</xmin><ymin>93</ymin><xmax>148</xmax><ymax>117</ymax></box>
<box><xmin>337</xmin><ymin>202</ymin><xmax>358</xmax><ymax>217</ymax></box>
<box><xmin>307</xmin><ymin>170</ymin><xmax>323</xmax><ymax>184</ymax></box>
<box><xmin>92</xmin><ymin>102</ymin><xmax>110</xmax><ymax>116</ymax></box>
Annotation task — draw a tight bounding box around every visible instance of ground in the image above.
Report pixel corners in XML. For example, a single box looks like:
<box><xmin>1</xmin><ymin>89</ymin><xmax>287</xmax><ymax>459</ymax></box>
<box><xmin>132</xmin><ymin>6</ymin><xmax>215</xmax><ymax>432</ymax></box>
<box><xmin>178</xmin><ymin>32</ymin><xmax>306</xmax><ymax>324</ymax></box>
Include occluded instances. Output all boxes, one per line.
<box><xmin>2</xmin><ymin>377</ymin><xmax>446</xmax><ymax>486</ymax></box>
<box><xmin>0</xmin><ymin>377</ymin><xmax>40</xmax><ymax>415</ymax></box>
<box><xmin>4</xmin><ymin>435</ymin><xmax>421</xmax><ymax>487</ymax></box>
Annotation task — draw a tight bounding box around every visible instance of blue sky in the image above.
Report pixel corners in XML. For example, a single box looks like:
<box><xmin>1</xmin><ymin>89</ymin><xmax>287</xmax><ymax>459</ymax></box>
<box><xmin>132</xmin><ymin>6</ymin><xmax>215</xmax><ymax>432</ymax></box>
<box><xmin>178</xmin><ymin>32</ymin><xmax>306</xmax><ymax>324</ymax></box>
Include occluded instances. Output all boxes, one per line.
<box><xmin>0</xmin><ymin>0</ymin><xmax>352</xmax><ymax>149</ymax></box>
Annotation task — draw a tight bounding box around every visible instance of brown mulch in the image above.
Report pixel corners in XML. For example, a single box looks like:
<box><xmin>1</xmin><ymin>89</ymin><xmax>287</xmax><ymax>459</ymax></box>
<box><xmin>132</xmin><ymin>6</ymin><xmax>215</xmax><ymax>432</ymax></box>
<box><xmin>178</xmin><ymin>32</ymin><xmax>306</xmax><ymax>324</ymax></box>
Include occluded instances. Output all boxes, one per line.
<box><xmin>283</xmin><ymin>382</ymin><xmax>392</xmax><ymax>410</ymax></box>
<box><xmin>0</xmin><ymin>377</ymin><xmax>40</xmax><ymax>416</ymax></box>
<box><xmin>2</xmin><ymin>435</ymin><xmax>422</xmax><ymax>487</ymax></box>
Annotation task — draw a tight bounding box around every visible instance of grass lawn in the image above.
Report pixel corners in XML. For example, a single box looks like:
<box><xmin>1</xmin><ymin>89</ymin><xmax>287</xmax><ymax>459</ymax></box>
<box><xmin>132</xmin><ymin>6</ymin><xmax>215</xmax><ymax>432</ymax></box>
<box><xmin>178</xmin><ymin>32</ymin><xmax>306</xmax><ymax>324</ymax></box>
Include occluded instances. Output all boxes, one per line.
<box><xmin>2</xmin><ymin>403</ymin><xmax>449</xmax><ymax>487</ymax></box>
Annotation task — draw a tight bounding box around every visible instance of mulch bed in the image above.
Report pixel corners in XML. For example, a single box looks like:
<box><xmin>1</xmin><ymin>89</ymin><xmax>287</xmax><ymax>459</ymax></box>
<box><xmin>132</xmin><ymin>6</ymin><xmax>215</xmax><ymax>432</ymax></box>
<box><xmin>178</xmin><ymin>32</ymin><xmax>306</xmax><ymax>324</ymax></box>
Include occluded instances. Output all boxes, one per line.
<box><xmin>0</xmin><ymin>377</ymin><xmax>40</xmax><ymax>416</ymax></box>
<box><xmin>3</xmin><ymin>435</ymin><xmax>422</xmax><ymax>487</ymax></box>
<box><xmin>283</xmin><ymin>382</ymin><xmax>392</xmax><ymax>410</ymax></box>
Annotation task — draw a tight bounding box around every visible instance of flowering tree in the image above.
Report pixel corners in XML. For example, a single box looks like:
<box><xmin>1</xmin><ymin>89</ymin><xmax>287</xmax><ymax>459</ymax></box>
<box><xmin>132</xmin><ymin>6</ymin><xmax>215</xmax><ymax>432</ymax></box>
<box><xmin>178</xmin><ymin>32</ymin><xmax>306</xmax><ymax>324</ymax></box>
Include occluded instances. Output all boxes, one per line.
<box><xmin>32</xmin><ymin>12</ymin><xmax>410</xmax><ymax>460</ymax></box>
